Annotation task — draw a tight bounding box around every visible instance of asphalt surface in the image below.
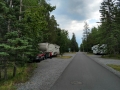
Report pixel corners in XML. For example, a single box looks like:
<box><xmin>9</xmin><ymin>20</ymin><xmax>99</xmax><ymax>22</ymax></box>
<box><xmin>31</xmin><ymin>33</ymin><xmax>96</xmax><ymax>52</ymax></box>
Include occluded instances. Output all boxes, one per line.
<box><xmin>50</xmin><ymin>52</ymin><xmax>120</xmax><ymax>90</ymax></box>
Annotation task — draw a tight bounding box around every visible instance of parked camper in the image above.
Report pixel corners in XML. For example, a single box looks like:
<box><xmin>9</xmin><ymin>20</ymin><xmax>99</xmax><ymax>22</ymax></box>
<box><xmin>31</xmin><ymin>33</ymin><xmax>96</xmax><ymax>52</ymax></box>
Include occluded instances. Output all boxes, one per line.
<box><xmin>91</xmin><ymin>44</ymin><xmax>107</xmax><ymax>55</ymax></box>
<box><xmin>38</xmin><ymin>43</ymin><xmax>60</xmax><ymax>58</ymax></box>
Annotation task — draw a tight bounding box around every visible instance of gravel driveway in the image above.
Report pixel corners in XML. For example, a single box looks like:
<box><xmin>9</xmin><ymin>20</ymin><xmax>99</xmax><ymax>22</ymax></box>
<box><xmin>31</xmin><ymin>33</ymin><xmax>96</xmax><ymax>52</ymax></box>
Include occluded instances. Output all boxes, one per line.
<box><xmin>17</xmin><ymin>53</ymin><xmax>76</xmax><ymax>90</ymax></box>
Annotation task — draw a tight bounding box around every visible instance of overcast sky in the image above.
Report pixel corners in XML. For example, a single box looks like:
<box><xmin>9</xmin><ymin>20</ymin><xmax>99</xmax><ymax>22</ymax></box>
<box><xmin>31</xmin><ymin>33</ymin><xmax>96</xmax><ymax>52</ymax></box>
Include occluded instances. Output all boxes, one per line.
<box><xmin>49</xmin><ymin>0</ymin><xmax>103</xmax><ymax>46</ymax></box>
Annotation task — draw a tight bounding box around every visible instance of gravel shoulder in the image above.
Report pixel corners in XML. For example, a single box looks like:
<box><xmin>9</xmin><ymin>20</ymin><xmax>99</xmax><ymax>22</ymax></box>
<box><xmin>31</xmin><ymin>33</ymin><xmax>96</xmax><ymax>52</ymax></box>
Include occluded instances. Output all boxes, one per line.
<box><xmin>87</xmin><ymin>54</ymin><xmax>120</xmax><ymax>78</ymax></box>
<box><xmin>17</xmin><ymin>53</ymin><xmax>76</xmax><ymax>90</ymax></box>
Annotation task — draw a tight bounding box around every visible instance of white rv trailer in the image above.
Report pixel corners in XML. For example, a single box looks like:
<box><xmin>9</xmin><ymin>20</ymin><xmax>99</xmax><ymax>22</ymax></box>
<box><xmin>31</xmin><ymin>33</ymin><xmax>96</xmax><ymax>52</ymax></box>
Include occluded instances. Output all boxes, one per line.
<box><xmin>38</xmin><ymin>43</ymin><xmax>60</xmax><ymax>57</ymax></box>
<box><xmin>91</xmin><ymin>44</ymin><xmax>107</xmax><ymax>55</ymax></box>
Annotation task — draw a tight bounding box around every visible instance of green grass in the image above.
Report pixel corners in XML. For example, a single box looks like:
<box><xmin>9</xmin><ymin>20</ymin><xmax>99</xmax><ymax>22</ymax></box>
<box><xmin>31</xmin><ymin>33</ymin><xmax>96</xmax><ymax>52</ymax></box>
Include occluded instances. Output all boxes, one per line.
<box><xmin>86</xmin><ymin>52</ymin><xmax>94</xmax><ymax>55</ymax></box>
<box><xmin>102</xmin><ymin>55</ymin><xmax>120</xmax><ymax>60</ymax></box>
<box><xmin>107</xmin><ymin>64</ymin><xmax>120</xmax><ymax>72</ymax></box>
<box><xmin>0</xmin><ymin>80</ymin><xmax>16</xmax><ymax>90</ymax></box>
<box><xmin>0</xmin><ymin>63</ymin><xmax>37</xmax><ymax>90</ymax></box>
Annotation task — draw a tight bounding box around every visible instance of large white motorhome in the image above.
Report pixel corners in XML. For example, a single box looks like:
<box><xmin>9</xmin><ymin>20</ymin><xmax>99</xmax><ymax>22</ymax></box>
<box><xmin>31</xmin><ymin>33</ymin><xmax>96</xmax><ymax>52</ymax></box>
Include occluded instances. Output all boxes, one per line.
<box><xmin>91</xmin><ymin>44</ymin><xmax>107</xmax><ymax>55</ymax></box>
<box><xmin>38</xmin><ymin>43</ymin><xmax>60</xmax><ymax>57</ymax></box>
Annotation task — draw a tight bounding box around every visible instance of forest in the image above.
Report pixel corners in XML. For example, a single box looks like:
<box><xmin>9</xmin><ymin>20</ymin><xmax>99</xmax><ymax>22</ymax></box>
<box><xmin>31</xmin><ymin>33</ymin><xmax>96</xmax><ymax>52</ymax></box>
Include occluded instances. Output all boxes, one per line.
<box><xmin>80</xmin><ymin>0</ymin><xmax>120</xmax><ymax>55</ymax></box>
<box><xmin>0</xmin><ymin>0</ymin><xmax>79</xmax><ymax>81</ymax></box>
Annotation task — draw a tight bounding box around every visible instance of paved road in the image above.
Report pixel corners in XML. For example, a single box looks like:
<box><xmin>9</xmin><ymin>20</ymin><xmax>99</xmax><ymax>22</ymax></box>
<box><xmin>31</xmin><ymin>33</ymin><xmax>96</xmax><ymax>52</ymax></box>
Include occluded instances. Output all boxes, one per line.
<box><xmin>50</xmin><ymin>52</ymin><xmax>120</xmax><ymax>90</ymax></box>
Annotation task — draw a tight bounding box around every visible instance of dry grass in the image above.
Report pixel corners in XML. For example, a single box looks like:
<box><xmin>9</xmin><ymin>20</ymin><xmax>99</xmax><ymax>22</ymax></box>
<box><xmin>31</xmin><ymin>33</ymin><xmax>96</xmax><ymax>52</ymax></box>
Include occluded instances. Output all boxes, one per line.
<box><xmin>107</xmin><ymin>64</ymin><xmax>120</xmax><ymax>72</ymax></box>
<box><xmin>65</xmin><ymin>52</ymin><xmax>76</xmax><ymax>54</ymax></box>
<box><xmin>57</xmin><ymin>56</ymin><xmax>72</xmax><ymax>59</ymax></box>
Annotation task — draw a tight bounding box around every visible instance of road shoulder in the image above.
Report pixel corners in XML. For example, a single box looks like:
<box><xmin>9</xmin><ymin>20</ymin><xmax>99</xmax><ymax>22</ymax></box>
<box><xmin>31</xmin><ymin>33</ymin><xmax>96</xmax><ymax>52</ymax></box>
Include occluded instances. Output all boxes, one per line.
<box><xmin>87</xmin><ymin>54</ymin><xmax>120</xmax><ymax>78</ymax></box>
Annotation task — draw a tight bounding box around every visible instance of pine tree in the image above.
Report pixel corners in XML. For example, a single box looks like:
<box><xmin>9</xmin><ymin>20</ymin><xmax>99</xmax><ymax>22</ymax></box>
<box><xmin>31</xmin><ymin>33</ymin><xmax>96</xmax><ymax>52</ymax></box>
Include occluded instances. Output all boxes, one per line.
<box><xmin>99</xmin><ymin>0</ymin><xmax>120</xmax><ymax>54</ymax></box>
<box><xmin>71</xmin><ymin>33</ymin><xmax>79</xmax><ymax>52</ymax></box>
<box><xmin>82</xmin><ymin>21</ymin><xmax>90</xmax><ymax>52</ymax></box>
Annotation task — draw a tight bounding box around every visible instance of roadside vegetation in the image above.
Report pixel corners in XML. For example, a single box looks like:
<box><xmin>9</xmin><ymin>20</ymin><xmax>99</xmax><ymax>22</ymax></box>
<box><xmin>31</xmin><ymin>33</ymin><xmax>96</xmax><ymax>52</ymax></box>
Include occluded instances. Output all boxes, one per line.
<box><xmin>57</xmin><ymin>56</ymin><xmax>72</xmax><ymax>59</ymax></box>
<box><xmin>0</xmin><ymin>63</ymin><xmax>37</xmax><ymax>90</ymax></box>
<box><xmin>102</xmin><ymin>55</ymin><xmax>120</xmax><ymax>60</ymax></box>
<box><xmin>57</xmin><ymin>52</ymin><xmax>77</xmax><ymax>59</ymax></box>
<box><xmin>107</xmin><ymin>64</ymin><xmax>120</xmax><ymax>72</ymax></box>
<box><xmin>80</xmin><ymin>0</ymin><xmax>120</xmax><ymax>57</ymax></box>
<box><xmin>0</xmin><ymin>0</ymin><xmax>79</xmax><ymax>88</ymax></box>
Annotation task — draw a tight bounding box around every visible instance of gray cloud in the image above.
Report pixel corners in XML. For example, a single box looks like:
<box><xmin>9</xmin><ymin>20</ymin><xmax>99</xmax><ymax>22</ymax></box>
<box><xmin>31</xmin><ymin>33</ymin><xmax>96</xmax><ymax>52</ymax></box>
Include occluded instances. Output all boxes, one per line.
<box><xmin>50</xmin><ymin>0</ymin><xmax>102</xmax><ymax>21</ymax></box>
<box><xmin>49</xmin><ymin>0</ymin><xmax>103</xmax><ymax>45</ymax></box>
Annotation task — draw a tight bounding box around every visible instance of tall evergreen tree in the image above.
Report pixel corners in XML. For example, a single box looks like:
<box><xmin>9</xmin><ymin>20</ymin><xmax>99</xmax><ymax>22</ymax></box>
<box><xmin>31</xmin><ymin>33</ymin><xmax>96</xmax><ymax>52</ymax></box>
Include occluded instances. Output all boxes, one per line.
<box><xmin>82</xmin><ymin>21</ymin><xmax>90</xmax><ymax>52</ymax></box>
<box><xmin>99</xmin><ymin>0</ymin><xmax>120</xmax><ymax>54</ymax></box>
<box><xmin>71</xmin><ymin>33</ymin><xmax>79</xmax><ymax>52</ymax></box>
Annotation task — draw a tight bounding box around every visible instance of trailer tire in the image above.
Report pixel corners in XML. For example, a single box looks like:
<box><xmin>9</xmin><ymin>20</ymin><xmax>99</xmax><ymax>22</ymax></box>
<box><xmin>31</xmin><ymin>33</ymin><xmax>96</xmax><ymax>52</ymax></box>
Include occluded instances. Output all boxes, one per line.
<box><xmin>38</xmin><ymin>59</ymin><xmax>41</xmax><ymax>62</ymax></box>
<box><xmin>43</xmin><ymin>56</ymin><xmax>45</xmax><ymax>60</ymax></box>
<box><xmin>48</xmin><ymin>53</ymin><xmax>50</xmax><ymax>57</ymax></box>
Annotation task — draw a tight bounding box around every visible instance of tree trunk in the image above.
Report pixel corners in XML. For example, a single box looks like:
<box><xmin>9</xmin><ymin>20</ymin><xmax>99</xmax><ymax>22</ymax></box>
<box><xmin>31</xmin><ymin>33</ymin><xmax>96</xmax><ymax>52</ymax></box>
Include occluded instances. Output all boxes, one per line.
<box><xmin>13</xmin><ymin>62</ymin><xmax>17</xmax><ymax>77</ymax></box>
<box><xmin>7</xmin><ymin>0</ymin><xmax>13</xmax><ymax>32</ymax></box>
<box><xmin>7</xmin><ymin>20</ymin><xmax>10</xmax><ymax>32</ymax></box>
<box><xmin>0</xmin><ymin>66</ymin><xmax>1</xmax><ymax>79</ymax></box>
<box><xmin>0</xmin><ymin>60</ymin><xmax>2</xmax><ymax>79</ymax></box>
<box><xmin>19</xmin><ymin>0</ymin><xmax>22</xmax><ymax>21</ymax></box>
<box><xmin>4</xmin><ymin>59</ymin><xmax>7</xmax><ymax>80</ymax></box>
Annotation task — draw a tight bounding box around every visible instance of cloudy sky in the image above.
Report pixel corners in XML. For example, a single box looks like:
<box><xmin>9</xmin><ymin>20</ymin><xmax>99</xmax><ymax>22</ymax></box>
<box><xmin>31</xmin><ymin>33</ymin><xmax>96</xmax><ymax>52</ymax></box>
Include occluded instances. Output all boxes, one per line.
<box><xmin>49</xmin><ymin>0</ymin><xmax>103</xmax><ymax>46</ymax></box>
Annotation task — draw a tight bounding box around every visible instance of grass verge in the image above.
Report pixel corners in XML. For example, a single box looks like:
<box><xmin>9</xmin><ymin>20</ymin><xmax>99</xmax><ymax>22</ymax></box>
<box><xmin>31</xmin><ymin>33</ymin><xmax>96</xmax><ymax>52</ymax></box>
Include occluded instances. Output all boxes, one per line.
<box><xmin>65</xmin><ymin>52</ymin><xmax>76</xmax><ymax>54</ymax></box>
<box><xmin>102</xmin><ymin>55</ymin><xmax>120</xmax><ymax>60</ymax></box>
<box><xmin>57</xmin><ymin>56</ymin><xmax>72</xmax><ymax>59</ymax></box>
<box><xmin>86</xmin><ymin>52</ymin><xmax>94</xmax><ymax>55</ymax></box>
<box><xmin>0</xmin><ymin>63</ymin><xmax>37</xmax><ymax>90</ymax></box>
<box><xmin>107</xmin><ymin>64</ymin><xmax>120</xmax><ymax>72</ymax></box>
